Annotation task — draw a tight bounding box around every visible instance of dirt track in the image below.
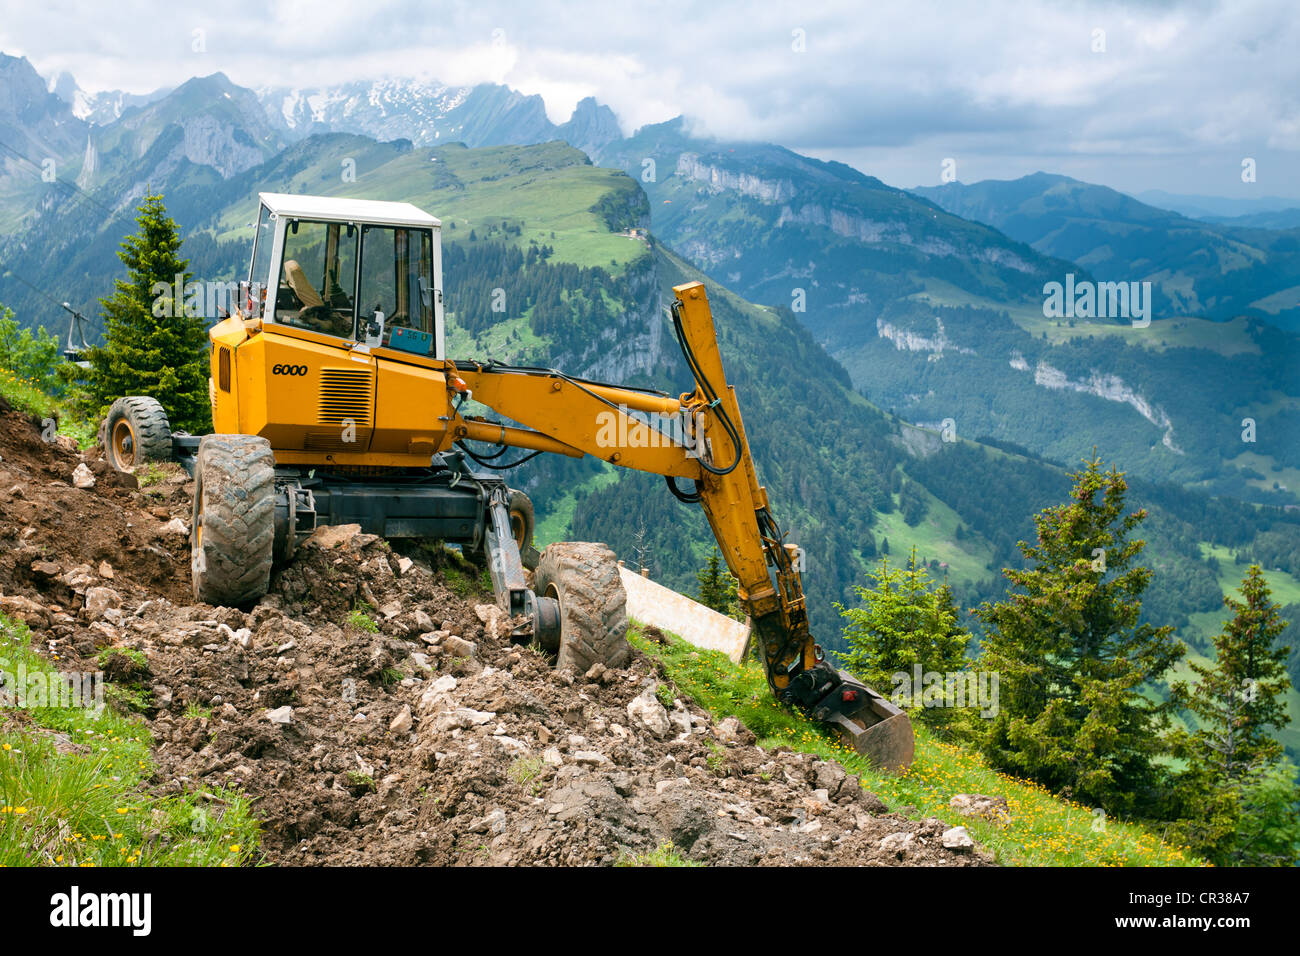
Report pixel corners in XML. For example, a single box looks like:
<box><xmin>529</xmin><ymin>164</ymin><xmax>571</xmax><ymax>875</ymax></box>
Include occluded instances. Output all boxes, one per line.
<box><xmin>0</xmin><ymin>400</ymin><xmax>991</xmax><ymax>866</ymax></box>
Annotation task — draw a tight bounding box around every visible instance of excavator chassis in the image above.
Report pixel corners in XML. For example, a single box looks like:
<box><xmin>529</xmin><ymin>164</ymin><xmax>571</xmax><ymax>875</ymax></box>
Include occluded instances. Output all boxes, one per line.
<box><xmin>172</xmin><ymin>435</ymin><xmax>558</xmax><ymax>645</ymax></box>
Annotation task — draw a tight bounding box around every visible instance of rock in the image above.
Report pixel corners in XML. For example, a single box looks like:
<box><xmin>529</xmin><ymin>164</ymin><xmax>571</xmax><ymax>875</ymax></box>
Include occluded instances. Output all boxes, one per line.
<box><xmin>307</xmin><ymin>523</ymin><xmax>362</xmax><ymax>549</ymax></box>
<box><xmin>857</xmin><ymin>790</ymin><xmax>889</xmax><ymax>814</ymax></box>
<box><xmin>879</xmin><ymin>832</ymin><xmax>915</xmax><ymax>854</ymax></box>
<box><xmin>414</xmin><ymin>609</ymin><xmax>435</xmax><ymax>632</ymax></box>
<box><xmin>626</xmin><ymin>685</ymin><xmax>671</xmax><ymax>739</ymax></box>
<box><xmin>72</xmin><ymin>463</ymin><xmax>96</xmax><ymax>489</ymax></box>
<box><xmin>584</xmin><ymin>662</ymin><xmax>607</xmax><ymax>682</ymax></box>
<box><xmin>474</xmin><ymin>604</ymin><xmax>507</xmax><ymax>640</ymax></box>
<box><xmin>668</xmin><ymin>702</ymin><xmax>693</xmax><ymax>738</ymax></box>
<box><xmin>443</xmin><ymin>635</ymin><xmax>477</xmax><ymax>658</ymax></box>
<box><xmin>814</xmin><ymin>760</ymin><xmax>849</xmax><ymax>800</ymax></box>
<box><xmin>0</xmin><ymin>594</ymin><xmax>50</xmax><ymax>628</ymax></box>
<box><xmin>431</xmin><ymin>708</ymin><xmax>495</xmax><ymax>733</ymax></box>
<box><xmin>97</xmin><ymin>561</ymin><xmax>114</xmax><ymax>579</ymax></box>
<box><xmin>218</xmin><ymin>703</ymin><xmax>238</xmax><ymax>720</ymax></box>
<box><xmin>265</xmin><ymin>705</ymin><xmax>293</xmax><ymax>725</ymax></box>
<box><xmin>715</xmin><ymin>716</ymin><xmax>756</xmax><ymax>745</ymax></box>
<box><xmin>572</xmin><ymin>750</ymin><xmax>610</xmax><ymax>767</ymax></box>
<box><xmin>949</xmin><ymin>793</ymin><xmax>1010</xmax><ymax>821</ymax></box>
<box><xmin>389</xmin><ymin>705</ymin><xmax>414</xmax><ymax>734</ymax></box>
<box><xmin>61</xmin><ymin>564</ymin><xmax>96</xmax><ymax>590</ymax></box>
<box><xmin>396</xmin><ymin>556</ymin><xmax>414</xmax><ymax>576</ymax></box>
<box><xmin>84</xmin><ymin>586</ymin><xmax>122</xmax><ymax>618</ymax></box>
<box><xmin>160</xmin><ymin>518</ymin><xmax>188</xmax><ymax>536</ymax></box>
<box><xmin>542</xmin><ymin>747</ymin><xmax>564</xmax><ymax>766</ymax></box>
<box><xmin>30</xmin><ymin>560</ymin><xmax>62</xmax><ymax>579</ymax></box>
<box><xmin>942</xmin><ymin>825</ymin><xmax>975</xmax><ymax>850</ymax></box>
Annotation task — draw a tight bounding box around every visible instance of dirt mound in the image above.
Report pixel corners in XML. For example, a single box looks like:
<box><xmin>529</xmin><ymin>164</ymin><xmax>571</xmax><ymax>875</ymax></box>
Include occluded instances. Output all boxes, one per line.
<box><xmin>0</xmin><ymin>407</ymin><xmax>992</xmax><ymax>866</ymax></box>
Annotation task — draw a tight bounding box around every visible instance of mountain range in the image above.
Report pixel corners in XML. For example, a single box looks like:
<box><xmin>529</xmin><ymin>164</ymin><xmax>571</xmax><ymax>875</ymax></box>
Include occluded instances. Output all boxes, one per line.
<box><xmin>1</xmin><ymin>52</ymin><xmax>1298</xmax><ymax>755</ymax></box>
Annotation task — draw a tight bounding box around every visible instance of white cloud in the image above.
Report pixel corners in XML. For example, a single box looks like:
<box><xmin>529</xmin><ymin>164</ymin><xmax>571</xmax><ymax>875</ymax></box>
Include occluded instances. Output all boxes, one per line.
<box><xmin>3</xmin><ymin>0</ymin><xmax>1297</xmax><ymax>196</ymax></box>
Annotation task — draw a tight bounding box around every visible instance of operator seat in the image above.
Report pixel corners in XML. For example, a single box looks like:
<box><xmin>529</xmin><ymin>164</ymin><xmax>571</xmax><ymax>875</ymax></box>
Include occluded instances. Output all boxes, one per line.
<box><xmin>283</xmin><ymin>259</ymin><xmax>351</xmax><ymax>337</ymax></box>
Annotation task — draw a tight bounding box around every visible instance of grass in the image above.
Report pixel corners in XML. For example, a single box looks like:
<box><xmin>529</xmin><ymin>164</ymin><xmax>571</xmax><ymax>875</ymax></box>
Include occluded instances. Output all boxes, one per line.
<box><xmin>346</xmin><ymin>605</ymin><xmax>380</xmax><ymax>634</ymax></box>
<box><xmin>0</xmin><ymin>613</ymin><xmax>260</xmax><ymax>866</ymax></box>
<box><xmin>628</xmin><ymin>622</ymin><xmax>1205</xmax><ymax>867</ymax></box>
<box><xmin>0</xmin><ymin>367</ymin><xmax>97</xmax><ymax>449</ymax></box>
<box><xmin>615</xmin><ymin>842</ymin><xmax>704</xmax><ymax>867</ymax></box>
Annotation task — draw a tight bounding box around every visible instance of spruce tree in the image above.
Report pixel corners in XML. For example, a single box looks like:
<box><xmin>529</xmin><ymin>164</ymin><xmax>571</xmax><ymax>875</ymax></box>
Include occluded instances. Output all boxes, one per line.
<box><xmin>974</xmin><ymin>452</ymin><xmax>1184</xmax><ymax>812</ymax></box>
<box><xmin>1173</xmin><ymin>564</ymin><xmax>1290</xmax><ymax>780</ymax></box>
<box><xmin>837</xmin><ymin>548</ymin><xmax>968</xmax><ymax>701</ymax></box>
<box><xmin>83</xmin><ymin>192</ymin><xmax>211</xmax><ymax>432</ymax></box>
<box><xmin>1166</xmin><ymin>566</ymin><xmax>1295</xmax><ymax>863</ymax></box>
<box><xmin>695</xmin><ymin>547</ymin><xmax>741</xmax><ymax>619</ymax></box>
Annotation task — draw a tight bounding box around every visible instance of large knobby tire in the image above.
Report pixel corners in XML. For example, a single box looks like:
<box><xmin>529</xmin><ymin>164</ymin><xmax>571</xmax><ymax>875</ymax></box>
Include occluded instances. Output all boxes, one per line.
<box><xmin>191</xmin><ymin>434</ymin><xmax>276</xmax><ymax>607</ymax></box>
<box><xmin>534</xmin><ymin>542</ymin><xmax>630</xmax><ymax>674</ymax></box>
<box><xmin>103</xmin><ymin>396</ymin><xmax>171</xmax><ymax>473</ymax></box>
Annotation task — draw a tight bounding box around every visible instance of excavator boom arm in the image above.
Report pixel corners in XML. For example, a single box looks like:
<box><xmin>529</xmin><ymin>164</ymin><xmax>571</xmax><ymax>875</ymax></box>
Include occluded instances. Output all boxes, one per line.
<box><xmin>448</xmin><ymin>282</ymin><xmax>913</xmax><ymax>770</ymax></box>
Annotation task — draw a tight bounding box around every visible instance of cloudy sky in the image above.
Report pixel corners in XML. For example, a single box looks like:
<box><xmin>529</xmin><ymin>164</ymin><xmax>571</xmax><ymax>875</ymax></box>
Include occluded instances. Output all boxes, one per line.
<box><xmin>3</xmin><ymin>0</ymin><xmax>1297</xmax><ymax>198</ymax></box>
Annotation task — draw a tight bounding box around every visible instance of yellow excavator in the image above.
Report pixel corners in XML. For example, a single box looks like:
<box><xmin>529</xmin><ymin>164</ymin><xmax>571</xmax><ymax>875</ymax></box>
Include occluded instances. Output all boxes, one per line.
<box><xmin>102</xmin><ymin>193</ymin><xmax>913</xmax><ymax>771</ymax></box>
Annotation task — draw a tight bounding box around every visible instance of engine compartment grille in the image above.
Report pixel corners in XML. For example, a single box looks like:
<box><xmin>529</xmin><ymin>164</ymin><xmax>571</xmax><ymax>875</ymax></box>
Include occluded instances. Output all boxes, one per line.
<box><xmin>318</xmin><ymin>368</ymin><xmax>373</xmax><ymax>426</ymax></box>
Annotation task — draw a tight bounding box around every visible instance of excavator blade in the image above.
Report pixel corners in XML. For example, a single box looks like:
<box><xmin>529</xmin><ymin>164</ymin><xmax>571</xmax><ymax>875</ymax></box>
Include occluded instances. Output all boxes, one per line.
<box><xmin>822</xmin><ymin>670</ymin><xmax>914</xmax><ymax>773</ymax></box>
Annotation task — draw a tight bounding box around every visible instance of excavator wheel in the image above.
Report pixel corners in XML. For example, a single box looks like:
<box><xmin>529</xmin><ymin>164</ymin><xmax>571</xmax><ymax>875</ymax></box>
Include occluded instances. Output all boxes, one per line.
<box><xmin>103</xmin><ymin>396</ymin><xmax>172</xmax><ymax>473</ymax></box>
<box><xmin>190</xmin><ymin>434</ymin><xmax>276</xmax><ymax>608</ymax></box>
<box><xmin>534</xmin><ymin>542</ymin><xmax>630</xmax><ymax>673</ymax></box>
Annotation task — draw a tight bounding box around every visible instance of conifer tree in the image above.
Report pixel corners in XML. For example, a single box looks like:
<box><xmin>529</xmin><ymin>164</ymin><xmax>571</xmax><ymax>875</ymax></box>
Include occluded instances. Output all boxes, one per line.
<box><xmin>1166</xmin><ymin>566</ymin><xmax>1296</xmax><ymax>863</ymax></box>
<box><xmin>84</xmin><ymin>192</ymin><xmax>211</xmax><ymax>432</ymax></box>
<box><xmin>837</xmin><ymin>547</ymin><xmax>968</xmax><ymax>698</ymax></box>
<box><xmin>695</xmin><ymin>547</ymin><xmax>741</xmax><ymax>619</ymax></box>
<box><xmin>975</xmin><ymin>452</ymin><xmax>1184</xmax><ymax>812</ymax></box>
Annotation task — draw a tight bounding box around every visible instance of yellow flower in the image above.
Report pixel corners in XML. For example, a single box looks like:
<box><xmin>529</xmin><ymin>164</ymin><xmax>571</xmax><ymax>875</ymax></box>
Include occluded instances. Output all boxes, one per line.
<box><xmin>229</xmin><ymin>844</ymin><xmax>241</xmax><ymax>853</ymax></box>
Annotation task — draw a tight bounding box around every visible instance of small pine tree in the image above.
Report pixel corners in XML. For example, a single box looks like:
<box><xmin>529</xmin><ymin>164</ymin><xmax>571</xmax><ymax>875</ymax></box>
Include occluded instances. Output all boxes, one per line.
<box><xmin>695</xmin><ymin>547</ymin><xmax>741</xmax><ymax>620</ymax></box>
<box><xmin>837</xmin><ymin>547</ymin><xmax>969</xmax><ymax>706</ymax></box>
<box><xmin>1172</xmin><ymin>564</ymin><xmax>1290</xmax><ymax>780</ymax></box>
<box><xmin>82</xmin><ymin>192</ymin><xmax>211</xmax><ymax>432</ymax></box>
<box><xmin>974</xmin><ymin>452</ymin><xmax>1184</xmax><ymax>813</ymax></box>
<box><xmin>1166</xmin><ymin>566</ymin><xmax>1295</xmax><ymax>863</ymax></box>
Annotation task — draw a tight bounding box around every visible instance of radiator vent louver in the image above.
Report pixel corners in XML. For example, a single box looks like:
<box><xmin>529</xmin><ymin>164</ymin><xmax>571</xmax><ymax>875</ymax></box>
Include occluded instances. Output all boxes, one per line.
<box><xmin>318</xmin><ymin>368</ymin><xmax>373</xmax><ymax>426</ymax></box>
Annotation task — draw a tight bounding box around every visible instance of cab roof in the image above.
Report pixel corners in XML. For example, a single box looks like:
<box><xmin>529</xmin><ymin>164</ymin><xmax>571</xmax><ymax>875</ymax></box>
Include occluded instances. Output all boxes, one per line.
<box><xmin>258</xmin><ymin>192</ymin><xmax>441</xmax><ymax>228</ymax></box>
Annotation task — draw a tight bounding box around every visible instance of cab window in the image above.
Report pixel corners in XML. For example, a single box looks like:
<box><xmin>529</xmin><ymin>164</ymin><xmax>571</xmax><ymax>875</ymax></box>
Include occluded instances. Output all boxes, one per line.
<box><xmin>275</xmin><ymin>220</ymin><xmax>358</xmax><ymax>339</ymax></box>
<box><xmin>358</xmin><ymin>226</ymin><xmax>434</xmax><ymax>345</ymax></box>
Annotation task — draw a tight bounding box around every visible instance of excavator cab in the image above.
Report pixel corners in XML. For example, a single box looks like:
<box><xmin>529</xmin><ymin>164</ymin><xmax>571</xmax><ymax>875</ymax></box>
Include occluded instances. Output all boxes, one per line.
<box><xmin>242</xmin><ymin>194</ymin><xmax>444</xmax><ymax>357</ymax></box>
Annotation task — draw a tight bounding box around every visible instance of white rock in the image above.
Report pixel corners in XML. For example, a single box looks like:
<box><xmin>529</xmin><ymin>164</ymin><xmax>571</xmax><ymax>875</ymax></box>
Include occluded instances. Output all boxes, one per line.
<box><xmin>432</xmin><ymin>707</ymin><xmax>495</xmax><ymax>733</ymax></box>
<box><xmin>161</xmin><ymin>517</ymin><xmax>188</xmax><ymax>536</ymax></box>
<box><xmin>84</xmin><ymin>586</ymin><xmax>122</xmax><ymax>618</ymax></box>
<box><xmin>572</xmin><ymin>750</ymin><xmax>610</xmax><ymax>767</ymax></box>
<box><xmin>879</xmin><ymin>832</ymin><xmax>915</xmax><ymax>853</ymax></box>
<box><xmin>265</xmin><ymin>705</ymin><xmax>293</xmax><ymax>725</ymax></box>
<box><xmin>72</xmin><ymin>463</ymin><xmax>95</xmax><ymax>489</ymax></box>
<box><xmin>389</xmin><ymin>705</ymin><xmax>414</xmax><ymax>734</ymax></box>
<box><xmin>626</xmin><ymin>685</ymin><xmax>671</xmax><ymax>739</ymax></box>
<box><xmin>542</xmin><ymin>747</ymin><xmax>564</xmax><ymax>766</ymax></box>
<box><xmin>942</xmin><ymin>825</ymin><xmax>975</xmax><ymax>850</ymax></box>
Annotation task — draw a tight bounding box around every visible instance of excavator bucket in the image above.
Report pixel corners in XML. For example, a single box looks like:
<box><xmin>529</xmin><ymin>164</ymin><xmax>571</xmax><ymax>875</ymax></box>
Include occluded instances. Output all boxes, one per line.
<box><xmin>822</xmin><ymin>670</ymin><xmax>915</xmax><ymax>773</ymax></box>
